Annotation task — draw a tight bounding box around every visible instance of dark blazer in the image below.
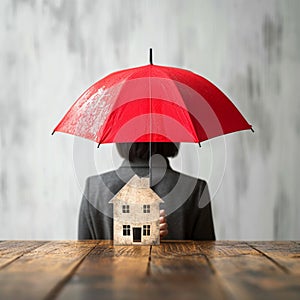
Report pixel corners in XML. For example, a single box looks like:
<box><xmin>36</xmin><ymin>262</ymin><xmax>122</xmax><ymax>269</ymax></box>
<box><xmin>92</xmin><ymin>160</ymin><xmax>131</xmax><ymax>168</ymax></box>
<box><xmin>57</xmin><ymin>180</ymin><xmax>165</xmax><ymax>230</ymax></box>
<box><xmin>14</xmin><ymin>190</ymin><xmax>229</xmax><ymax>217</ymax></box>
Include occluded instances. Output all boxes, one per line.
<box><xmin>78</xmin><ymin>158</ymin><xmax>216</xmax><ymax>240</ymax></box>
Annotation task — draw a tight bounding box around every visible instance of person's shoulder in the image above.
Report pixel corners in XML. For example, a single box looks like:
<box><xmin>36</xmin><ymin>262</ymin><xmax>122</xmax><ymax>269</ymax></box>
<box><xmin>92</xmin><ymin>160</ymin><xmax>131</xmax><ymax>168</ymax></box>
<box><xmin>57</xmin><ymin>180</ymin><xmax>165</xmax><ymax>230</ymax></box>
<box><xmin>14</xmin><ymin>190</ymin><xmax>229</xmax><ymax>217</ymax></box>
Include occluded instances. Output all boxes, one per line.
<box><xmin>171</xmin><ymin>170</ymin><xmax>211</xmax><ymax>207</ymax></box>
<box><xmin>85</xmin><ymin>169</ymin><xmax>119</xmax><ymax>187</ymax></box>
<box><xmin>86</xmin><ymin>169</ymin><xmax>116</xmax><ymax>181</ymax></box>
<box><xmin>85</xmin><ymin>169</ymin><xmax>128</xmax><ymax>195</ymax></box>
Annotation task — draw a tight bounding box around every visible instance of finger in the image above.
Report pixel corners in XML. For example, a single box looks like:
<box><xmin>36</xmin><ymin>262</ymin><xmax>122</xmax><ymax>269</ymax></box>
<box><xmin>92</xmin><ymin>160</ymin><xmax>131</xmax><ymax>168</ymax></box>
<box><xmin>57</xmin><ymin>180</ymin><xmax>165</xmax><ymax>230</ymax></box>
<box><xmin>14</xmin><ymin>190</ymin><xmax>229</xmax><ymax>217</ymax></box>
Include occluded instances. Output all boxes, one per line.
<box><xmin>160</xmin><ymin>209</ymin><xmax>166</xmax><ymax>217</ymax></box>
<box><xmin>160</xmin><ymin>229</ymin><xmax>168</xmax><ymax>238</ymax></box>
<box><xmin>159</xmin><ymin>216</ymin><xmax>166</xmax><ymax>224</ymax></box>
<box><xmin>159</xmin><ymin>223</ymin><xmax>168</xmax><ymax>231</ymax></box>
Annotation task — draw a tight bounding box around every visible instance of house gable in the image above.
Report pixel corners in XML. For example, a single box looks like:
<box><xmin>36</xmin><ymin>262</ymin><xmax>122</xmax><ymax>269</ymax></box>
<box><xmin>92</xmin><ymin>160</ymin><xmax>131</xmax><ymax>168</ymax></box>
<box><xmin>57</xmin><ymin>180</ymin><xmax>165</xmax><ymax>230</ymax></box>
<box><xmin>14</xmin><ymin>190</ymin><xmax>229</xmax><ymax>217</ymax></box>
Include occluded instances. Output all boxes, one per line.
<box><xmin>109</xmin><ymin>175</ymin><xmax>164</xmax><ymax>205</ymax></box>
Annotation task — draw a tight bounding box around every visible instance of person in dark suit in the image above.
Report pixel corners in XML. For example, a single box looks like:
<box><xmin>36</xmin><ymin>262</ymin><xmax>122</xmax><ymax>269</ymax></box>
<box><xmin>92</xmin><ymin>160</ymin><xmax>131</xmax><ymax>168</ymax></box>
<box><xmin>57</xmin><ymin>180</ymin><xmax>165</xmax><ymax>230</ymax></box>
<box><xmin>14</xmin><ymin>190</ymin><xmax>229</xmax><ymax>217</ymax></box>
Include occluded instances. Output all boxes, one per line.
<box><xmin>78</xmin><ymin>142</ymin><xmax>215</xmax><ymax>240</ymax></box>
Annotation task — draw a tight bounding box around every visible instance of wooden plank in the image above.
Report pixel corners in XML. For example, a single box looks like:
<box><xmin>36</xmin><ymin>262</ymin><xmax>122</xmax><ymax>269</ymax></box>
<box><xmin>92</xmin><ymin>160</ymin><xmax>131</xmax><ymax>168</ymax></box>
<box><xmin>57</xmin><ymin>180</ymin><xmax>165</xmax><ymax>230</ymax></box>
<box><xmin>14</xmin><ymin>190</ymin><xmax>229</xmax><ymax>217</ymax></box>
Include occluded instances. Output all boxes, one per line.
<box><xmin>153</xmin><ymin>240</ymin><xmax>199</xmax><ymax>257</ymax></box>
<box><xmin>0</xmin><ymin>240</ymin><xmax>97</xmax><ymax>300</ymax></box>
<box><xmin>149</xmin><ymin>241</ymin><xmax>230</xmax><ymax>300</ymax></box>
<box><xmin>0</xmin><ymin>240</ymin><xmax>46</xmax><ymax>269</ymax></box>
<box><xmin>247</xmin><ymin>241</ymin><xmax>300</xmax><ymax>257</ymax></box>
<box><xmin>56</xmin><ymin>240</ymin><xmax>151</xmax><ymax>300</ymax></box>
<box><xmin>205</xmin><ymin>242</ymin><xmax>300</xmax><ymax>300</ymax></box>
<box><xmin>247</xmin><ymin>241</ymin><xmax>300</xmax><ymax>274</ymax></box>
<box><xmin>198</xmin><ymin>240</ymin><xmax>259</xmax><ymax>258</ymax></box>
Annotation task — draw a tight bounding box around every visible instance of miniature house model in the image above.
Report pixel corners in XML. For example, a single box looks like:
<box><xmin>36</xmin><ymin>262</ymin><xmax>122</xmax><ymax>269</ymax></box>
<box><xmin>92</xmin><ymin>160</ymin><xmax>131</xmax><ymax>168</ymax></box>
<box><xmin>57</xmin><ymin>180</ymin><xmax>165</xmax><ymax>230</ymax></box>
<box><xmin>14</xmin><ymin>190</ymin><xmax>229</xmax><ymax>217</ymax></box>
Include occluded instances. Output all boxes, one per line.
<box><xmin>109</xmin><ymin>175</ymin><xmax>164</xmax><ymax>245</ymax></box>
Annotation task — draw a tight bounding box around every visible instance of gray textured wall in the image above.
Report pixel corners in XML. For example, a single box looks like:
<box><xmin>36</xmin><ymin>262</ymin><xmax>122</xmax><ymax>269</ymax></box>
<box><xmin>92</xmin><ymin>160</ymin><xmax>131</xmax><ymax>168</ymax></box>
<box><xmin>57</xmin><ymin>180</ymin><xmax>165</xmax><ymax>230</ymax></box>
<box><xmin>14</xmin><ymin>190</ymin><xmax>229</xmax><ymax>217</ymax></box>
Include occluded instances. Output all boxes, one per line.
<box><xmin>1</xmin><ymin>0</ymin><xmax>299</xmax><ymax>240</ymax></box>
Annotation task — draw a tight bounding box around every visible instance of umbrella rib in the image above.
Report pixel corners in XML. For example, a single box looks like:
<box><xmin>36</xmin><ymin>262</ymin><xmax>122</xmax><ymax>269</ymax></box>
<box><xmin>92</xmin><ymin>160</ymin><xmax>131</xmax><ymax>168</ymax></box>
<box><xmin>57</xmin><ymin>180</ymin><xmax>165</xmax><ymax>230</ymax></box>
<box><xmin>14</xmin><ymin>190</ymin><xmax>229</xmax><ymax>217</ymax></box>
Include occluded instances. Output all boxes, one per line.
<box><xmin>149</xmin><ymin>64</ymin><xmax>152</xmax><ymax>187</ymax></box>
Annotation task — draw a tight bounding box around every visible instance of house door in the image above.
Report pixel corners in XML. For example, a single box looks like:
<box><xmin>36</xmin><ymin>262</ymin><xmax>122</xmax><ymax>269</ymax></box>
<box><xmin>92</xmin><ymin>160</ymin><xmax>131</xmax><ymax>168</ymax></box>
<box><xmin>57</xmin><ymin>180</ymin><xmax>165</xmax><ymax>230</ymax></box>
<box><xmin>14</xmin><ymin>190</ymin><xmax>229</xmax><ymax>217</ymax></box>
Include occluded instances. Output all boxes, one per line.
<box><xmin>133</xmin><ymin>227</ymin><xmax>141</xmax><ymax>242</ymax></box>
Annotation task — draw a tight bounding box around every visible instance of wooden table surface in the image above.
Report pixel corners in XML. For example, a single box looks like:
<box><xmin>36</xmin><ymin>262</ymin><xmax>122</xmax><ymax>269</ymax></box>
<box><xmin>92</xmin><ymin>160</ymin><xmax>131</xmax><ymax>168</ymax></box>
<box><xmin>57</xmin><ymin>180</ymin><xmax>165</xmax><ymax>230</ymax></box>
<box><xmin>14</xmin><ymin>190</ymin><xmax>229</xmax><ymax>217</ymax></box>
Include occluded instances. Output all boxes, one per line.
<box><xmin>0</xmin><ymin>240</ymin><xmax>299</xmax><ymax>300</ymax></box>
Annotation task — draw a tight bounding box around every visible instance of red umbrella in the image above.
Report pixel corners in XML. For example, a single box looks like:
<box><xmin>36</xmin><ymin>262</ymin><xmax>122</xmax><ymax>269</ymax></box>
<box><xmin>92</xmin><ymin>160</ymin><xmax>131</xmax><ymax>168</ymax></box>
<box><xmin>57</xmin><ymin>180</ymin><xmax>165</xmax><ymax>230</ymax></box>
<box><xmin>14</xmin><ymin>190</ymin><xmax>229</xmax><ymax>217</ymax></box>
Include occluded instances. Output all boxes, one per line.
<box><xmin>52</xmin><ymin>49</ymin><xmax>253</xmax><ymax>146</ymax></box>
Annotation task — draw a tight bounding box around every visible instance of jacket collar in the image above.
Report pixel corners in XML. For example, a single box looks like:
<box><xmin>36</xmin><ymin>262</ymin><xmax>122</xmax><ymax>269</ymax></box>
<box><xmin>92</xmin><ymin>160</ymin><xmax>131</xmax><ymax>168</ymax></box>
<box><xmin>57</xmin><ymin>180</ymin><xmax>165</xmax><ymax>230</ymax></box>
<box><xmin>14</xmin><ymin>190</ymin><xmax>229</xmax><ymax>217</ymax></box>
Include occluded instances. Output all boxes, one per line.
<box><xmin>116</xmin><ymin>157</ymin><xmax>172</xmax><ymax>184</ymax></box>
<box><xmin>119</xmin><ymin>157</ymin><xmax>171</xmax><ymax>169</ymax></box>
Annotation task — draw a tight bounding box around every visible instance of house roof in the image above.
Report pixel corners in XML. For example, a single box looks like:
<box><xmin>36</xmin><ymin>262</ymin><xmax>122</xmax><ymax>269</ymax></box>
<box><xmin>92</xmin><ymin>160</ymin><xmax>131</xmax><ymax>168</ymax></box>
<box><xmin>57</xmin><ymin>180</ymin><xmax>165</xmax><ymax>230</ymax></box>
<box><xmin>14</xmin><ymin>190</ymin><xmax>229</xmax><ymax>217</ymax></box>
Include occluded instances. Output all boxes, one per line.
<box><xmin>109</xmin><ymin>175</ymin><xmax>164</xmax><ymax>204</ymax></box>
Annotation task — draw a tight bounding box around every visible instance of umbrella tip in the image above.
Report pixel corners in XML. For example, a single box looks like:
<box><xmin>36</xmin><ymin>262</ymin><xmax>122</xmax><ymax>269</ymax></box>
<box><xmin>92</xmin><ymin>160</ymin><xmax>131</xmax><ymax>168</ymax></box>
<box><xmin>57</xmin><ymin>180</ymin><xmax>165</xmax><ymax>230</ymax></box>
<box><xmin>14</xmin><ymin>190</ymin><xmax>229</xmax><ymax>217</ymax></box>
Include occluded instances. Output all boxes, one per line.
<box><xmin>149</xmin><ymin>48</ymin><xmax>153</xmax><ymax>65</ymax></box>
<box><xmin>51</xmin><ymin>130</ymin><xmax>55</xmax><ymax>135</ymax></box>
<box><xmin>97</xmin><ymin>142</ymin><xmax>101</xmax><ymax>148</ymax></box>
<box><xmin>250</xmin><ymin>127</ymin><xmax>254</xmax><ymax>133</ymax></box>
<box><xmin>198</xmin><ymin>142</ymin><xmax>201</xmax><ymax>148</ymax></box>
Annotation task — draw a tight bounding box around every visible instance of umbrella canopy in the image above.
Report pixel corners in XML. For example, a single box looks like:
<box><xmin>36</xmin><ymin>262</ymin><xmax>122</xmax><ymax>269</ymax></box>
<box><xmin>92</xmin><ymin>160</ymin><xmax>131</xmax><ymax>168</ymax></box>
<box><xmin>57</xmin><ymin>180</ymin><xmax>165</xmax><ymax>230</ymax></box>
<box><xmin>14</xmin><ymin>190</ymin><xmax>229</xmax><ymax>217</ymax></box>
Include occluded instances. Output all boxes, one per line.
<box><xmin>52</xmin><ymin>52</ymin><xmax>253</xmax><ymax>146</ymax></box>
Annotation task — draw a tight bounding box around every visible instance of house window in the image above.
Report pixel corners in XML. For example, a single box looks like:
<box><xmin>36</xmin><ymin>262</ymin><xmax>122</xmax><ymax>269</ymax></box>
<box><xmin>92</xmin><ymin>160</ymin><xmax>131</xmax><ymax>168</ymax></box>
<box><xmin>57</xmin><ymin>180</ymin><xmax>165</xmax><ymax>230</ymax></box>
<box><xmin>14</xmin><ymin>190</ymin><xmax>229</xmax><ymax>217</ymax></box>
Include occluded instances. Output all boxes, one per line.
<box><xmin>143</xmin><ymin>225</ymin><xmax>150</xmax><ymax>236</ymax></box>
<box><xmin>143</xmin><ymin>204</ymin><xmax>150</xmax><ymax>213</ymax></box>
<box><xmin>123</xmin><ymin>225</ymin><xmax>130</xmax><ymax>236</ymax></box>
<box><xmin>122</xmin><ymin>205</ymin><xmax>130</xmax><ymax>213</ymax></box>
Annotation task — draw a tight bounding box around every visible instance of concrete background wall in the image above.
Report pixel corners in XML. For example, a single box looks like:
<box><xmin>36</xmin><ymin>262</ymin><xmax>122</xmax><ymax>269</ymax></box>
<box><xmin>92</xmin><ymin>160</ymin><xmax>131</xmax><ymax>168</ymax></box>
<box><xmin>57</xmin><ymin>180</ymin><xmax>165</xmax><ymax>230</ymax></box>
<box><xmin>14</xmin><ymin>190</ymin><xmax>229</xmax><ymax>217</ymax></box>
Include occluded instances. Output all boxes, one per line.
<box><xmin>0</xmin><ymin>0</ymin><xmax>299</xmax><ymax>240</ymax></box>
